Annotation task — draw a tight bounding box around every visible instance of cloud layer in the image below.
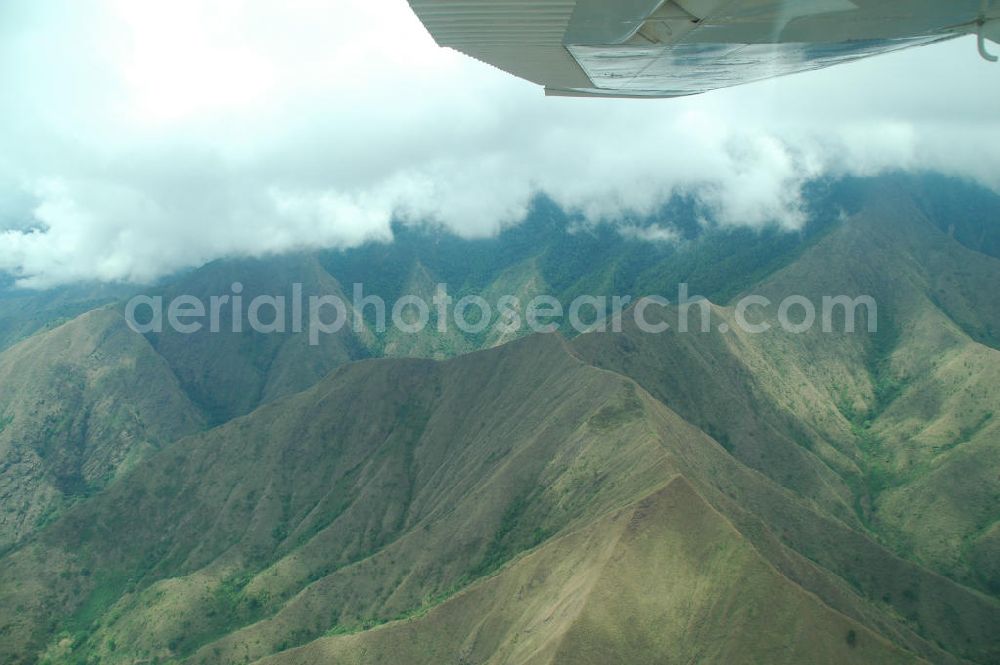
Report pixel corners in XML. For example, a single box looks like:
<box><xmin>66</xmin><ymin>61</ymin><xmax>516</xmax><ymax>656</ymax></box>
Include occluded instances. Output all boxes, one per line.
<box><xmin>2</xmin><ymin>0</ymin><xmax>1000</xmax><ymax>288</ymax></box>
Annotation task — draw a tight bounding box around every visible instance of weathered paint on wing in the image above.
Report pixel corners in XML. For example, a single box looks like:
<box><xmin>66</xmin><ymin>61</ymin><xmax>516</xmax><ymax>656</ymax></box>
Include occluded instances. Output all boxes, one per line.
<box><xmin>408</xmin><ymin>0</ymin><xmax>1000</xmax><ymax>97</ymax></box>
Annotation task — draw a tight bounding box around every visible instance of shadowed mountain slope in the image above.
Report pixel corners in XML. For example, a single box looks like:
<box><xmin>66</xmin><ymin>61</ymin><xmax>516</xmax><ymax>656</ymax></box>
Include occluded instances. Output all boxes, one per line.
<box><xmin>0</xmin><ymin>281</ymin><xmax>134</xmax><ymax>354</ymax></box>
<box><xmin>139</xmin><ymin>254</ymin><xmax>373</xmax><ymax>425</ymax></box>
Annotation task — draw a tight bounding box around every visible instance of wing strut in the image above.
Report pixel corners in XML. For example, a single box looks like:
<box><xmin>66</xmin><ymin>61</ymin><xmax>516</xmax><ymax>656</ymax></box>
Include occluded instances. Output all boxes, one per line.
<box><xmin>978</xmin><ymin>19</ymin><xmax>998</xmax><ymax>62</ymax></box>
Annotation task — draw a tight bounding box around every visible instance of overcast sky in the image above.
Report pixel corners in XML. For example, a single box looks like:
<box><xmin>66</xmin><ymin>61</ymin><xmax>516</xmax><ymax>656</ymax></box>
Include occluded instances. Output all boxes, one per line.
<box><xmin>1</xmin><ymin>0</ymin><xmax>999</xmax><ymax>288</ymax></box>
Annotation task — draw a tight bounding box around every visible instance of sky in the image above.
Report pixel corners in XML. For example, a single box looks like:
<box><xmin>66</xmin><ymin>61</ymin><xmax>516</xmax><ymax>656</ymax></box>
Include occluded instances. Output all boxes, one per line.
<box><xmin>1</xmin><ymin>0</ymin><xmax>999</xmax><ymax>288</ymax></box>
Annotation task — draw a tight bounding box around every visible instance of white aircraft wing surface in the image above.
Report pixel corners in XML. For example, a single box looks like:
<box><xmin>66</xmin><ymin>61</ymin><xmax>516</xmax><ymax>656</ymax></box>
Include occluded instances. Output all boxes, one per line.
<box><xmin>407</xmin><ymin>0</ymin><xmax>1000</xmax><ymax>97</ymax></box>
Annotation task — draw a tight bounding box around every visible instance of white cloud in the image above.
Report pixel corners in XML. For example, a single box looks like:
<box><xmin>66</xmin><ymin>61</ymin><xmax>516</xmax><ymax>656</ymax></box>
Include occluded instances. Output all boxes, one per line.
<box><xmin>618</xmin><ymin>224</ymin><xmax>681</xmax><ymax>244</ymax></box>
<box><xmin>1</xmin><ymin>0</ymin><xmax>999</xmax><ymax>287</ymax></box>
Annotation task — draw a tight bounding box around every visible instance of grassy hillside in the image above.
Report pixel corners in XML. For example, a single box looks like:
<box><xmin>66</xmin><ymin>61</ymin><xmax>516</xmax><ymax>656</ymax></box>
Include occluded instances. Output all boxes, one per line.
<box><xmin>1</xmin><ymin>334</ymin><xmax>996</xmax><ymax>664</ymax></box>
<box><xmin>574</xmin><ymin>177</ymin><xmax>1000</xmax><ymax>597</ymax></box>
<box><xmin>0</xmin><ymin>308</ymin><xmax>204</xmax><ymax>552</ymax></box>
<box><xmin>741</xmin><ymin>180</ymin><xmax>1000</xmax><ymax>592</ymax></box>
<box><xmin>0</xmin><ymin>281</ymin><xmax>134</xmax><ymax>353</ymax></box>
<box><xmin>258</xmin><ymin>478</ymin><xmax>919</xmax><ymax>665</ymax></box>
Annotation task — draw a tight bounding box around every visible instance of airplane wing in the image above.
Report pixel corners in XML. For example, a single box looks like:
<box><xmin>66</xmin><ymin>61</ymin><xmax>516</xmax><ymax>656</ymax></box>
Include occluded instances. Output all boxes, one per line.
<box><xmin>407</xmin><ymin>0</ymin><xmax>1000</xmax><ymax>98</ymax></box>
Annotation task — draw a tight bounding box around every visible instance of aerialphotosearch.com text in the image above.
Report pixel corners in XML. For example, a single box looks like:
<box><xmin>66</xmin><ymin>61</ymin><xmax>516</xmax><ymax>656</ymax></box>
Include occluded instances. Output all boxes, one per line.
<box><xmin>124</xmin><ymin>283</ymin><xmax>878</xmax><ymax>345</ymax></box>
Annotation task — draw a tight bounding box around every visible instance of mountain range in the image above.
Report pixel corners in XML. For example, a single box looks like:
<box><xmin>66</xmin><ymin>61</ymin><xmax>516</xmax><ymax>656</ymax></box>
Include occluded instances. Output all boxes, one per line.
<box><xmin>0</xmin><ymin>173</ymin><xmax>998</xmax><ymax>664</ymax></box>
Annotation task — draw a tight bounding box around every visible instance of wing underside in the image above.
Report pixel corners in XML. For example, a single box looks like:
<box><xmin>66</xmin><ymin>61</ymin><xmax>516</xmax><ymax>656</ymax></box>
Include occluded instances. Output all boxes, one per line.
<box><xmin>408</xmin><ymin>0</ymin><xmax>999</xmax><ymax>97</ymax></box>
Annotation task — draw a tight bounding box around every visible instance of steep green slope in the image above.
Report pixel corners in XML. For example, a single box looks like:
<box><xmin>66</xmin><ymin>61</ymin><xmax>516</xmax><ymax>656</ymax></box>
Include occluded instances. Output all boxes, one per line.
<box><xmin>904</xmin><ymin>173</ymin><xmax>1000</xmax><ymax>262</ymax></box>
<box><xmin>377</xmin><ymin>261</ymin><xmax>476</xmax><ymax>359</ymax></box>
<box><xmin>141</xmin><ymin>254</ymin><xmax>372</xmax><ymax>424</ymax></box>
<box><xmin>0</xmin><ymin>308</ymin><xmax>204</xmax><ymax>552</ymax></box>
<box><xmin>743</xmin><ymin>181</ymin><xmax>1000</xmax><ymax>592</ymax></box>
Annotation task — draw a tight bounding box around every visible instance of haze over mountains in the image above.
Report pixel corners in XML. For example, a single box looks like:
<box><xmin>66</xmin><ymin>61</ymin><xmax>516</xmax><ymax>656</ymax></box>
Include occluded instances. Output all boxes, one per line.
<box><xmin>0</xmin><ymin>173</ymin><xmax>998</xmax><ymax>664</ymax></box>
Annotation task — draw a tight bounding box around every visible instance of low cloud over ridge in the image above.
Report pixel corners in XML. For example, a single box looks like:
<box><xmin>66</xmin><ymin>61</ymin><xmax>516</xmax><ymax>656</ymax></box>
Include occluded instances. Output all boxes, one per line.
<box><xmin>2</xmin><ymin>0</ymin><xmax>999</xmax><ymax>288</ymax></box>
